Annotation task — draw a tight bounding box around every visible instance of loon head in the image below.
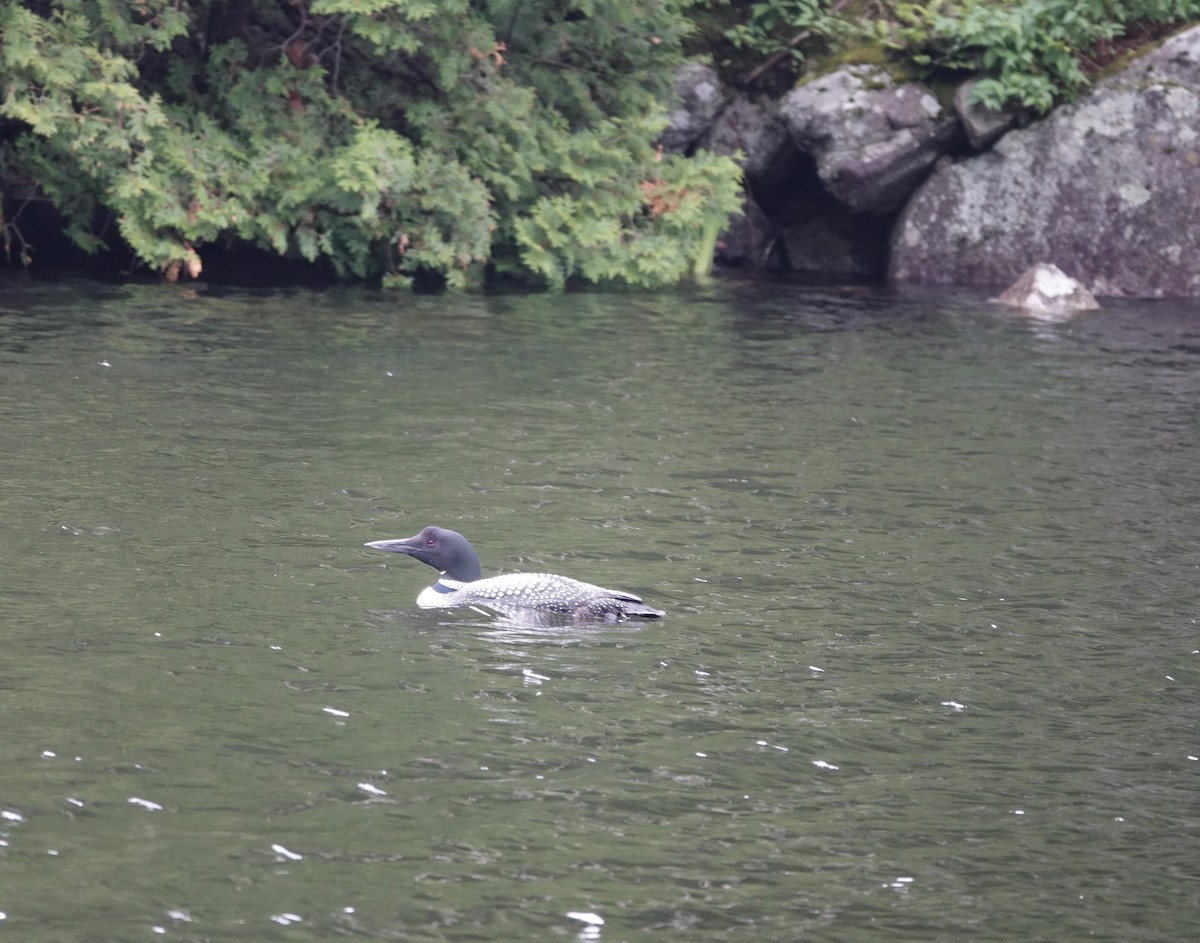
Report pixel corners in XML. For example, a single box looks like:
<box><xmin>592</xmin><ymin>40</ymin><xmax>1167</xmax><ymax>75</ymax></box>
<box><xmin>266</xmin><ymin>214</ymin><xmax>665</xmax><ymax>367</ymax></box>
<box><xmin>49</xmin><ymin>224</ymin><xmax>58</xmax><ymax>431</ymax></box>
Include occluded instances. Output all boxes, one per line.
<box><xmin>365</xmin><ymin>525</ymin><xmax>483</xmax><ymax>582</ymax></box>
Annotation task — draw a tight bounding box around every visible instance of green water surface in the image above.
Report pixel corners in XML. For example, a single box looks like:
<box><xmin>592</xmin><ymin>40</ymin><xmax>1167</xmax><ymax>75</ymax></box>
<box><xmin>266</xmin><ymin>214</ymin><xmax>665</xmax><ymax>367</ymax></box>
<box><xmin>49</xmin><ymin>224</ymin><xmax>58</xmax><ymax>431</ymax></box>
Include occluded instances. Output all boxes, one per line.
<box><xmin>1</xmin><ymin>276</ymin><xmax>1197</xmax><ymax>942</ymax></box>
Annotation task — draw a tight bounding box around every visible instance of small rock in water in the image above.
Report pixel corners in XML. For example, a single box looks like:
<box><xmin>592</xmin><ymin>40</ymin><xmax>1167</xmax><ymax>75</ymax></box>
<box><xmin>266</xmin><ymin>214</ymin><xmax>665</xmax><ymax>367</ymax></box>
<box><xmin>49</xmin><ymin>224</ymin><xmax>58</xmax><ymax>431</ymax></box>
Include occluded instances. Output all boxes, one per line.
<box><xmin>993</xmin><ymin>263</ymin><xmax>1099</xmax><ymax>315</ymax></box>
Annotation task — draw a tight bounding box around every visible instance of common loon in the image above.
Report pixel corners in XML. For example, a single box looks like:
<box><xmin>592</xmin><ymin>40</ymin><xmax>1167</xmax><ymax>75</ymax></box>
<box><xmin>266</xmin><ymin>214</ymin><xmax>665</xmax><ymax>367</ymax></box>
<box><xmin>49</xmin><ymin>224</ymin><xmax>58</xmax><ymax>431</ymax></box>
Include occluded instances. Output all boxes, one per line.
<box><xmin>365</xmin><ymin>525</ymin><xmax>664</xmax><ymax>620</ymax></box>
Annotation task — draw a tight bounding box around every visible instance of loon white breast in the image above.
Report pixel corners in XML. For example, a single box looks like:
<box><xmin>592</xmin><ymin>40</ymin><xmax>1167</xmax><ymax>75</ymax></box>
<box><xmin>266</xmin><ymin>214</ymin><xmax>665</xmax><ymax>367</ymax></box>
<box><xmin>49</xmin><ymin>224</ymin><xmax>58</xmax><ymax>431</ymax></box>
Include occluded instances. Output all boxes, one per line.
<box><xmin>365</xmin><ymin>525</ymin><xmax>664</xmax><ymax>620</ymax></box>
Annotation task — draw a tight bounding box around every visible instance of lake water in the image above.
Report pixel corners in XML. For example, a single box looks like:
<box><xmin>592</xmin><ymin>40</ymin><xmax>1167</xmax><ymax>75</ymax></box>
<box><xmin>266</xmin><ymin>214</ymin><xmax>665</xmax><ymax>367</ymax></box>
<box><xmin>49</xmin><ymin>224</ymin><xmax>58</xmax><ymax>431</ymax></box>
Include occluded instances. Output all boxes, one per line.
<box><xmin>1</xmin><ymin>275</ymin><xmax>1197</xmax><ymax>942</ymax></box>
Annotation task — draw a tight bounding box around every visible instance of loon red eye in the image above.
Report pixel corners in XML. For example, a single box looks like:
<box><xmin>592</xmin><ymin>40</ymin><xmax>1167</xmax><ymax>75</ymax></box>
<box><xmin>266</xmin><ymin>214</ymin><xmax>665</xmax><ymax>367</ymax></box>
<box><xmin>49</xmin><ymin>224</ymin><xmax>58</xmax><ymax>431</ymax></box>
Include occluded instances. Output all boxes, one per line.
<box><xmin>426</xmin><ymin>538</ymin><xmax>436</xmax><ymax>546</ymax></box>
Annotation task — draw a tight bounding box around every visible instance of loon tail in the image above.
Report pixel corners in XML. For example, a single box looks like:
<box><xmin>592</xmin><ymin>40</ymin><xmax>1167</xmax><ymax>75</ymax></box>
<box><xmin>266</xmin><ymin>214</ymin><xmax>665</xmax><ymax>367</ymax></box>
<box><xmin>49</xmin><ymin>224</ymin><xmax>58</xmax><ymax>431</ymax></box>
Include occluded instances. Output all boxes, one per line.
<box><xmin>617</xmin><ymin>600</ymin><xmax>665</xmax><ymax>619</ymax></box>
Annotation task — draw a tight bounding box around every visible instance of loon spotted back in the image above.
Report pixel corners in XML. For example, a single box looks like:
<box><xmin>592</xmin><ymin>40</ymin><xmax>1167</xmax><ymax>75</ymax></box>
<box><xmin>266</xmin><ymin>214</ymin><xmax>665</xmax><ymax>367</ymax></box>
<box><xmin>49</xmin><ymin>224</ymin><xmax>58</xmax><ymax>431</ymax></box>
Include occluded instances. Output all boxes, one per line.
<box><xmin>365</xmin><ymin>525</ymin><xmax>664</xmax><ymax>620</ymax></box>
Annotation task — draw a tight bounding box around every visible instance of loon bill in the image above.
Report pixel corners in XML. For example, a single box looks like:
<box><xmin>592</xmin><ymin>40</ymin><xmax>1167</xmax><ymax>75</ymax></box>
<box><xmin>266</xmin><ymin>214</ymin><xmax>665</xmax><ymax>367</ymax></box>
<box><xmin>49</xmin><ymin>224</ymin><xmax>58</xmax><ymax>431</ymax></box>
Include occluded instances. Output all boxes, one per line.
<box><xmin>365</xmin><ymin>525</ymin><xmax>664</xmax><ymax>620</ymax></box>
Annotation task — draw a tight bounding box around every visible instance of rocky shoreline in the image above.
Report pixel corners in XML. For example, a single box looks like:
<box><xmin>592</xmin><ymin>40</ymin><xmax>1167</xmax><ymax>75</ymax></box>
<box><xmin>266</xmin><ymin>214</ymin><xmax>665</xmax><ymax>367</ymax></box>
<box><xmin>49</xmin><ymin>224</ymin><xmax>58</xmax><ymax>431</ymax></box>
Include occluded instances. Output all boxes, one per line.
<box><xmin>668</xmin><ymin>25</ymin><xmax>1200</xmax><ymax>299</ymax></box>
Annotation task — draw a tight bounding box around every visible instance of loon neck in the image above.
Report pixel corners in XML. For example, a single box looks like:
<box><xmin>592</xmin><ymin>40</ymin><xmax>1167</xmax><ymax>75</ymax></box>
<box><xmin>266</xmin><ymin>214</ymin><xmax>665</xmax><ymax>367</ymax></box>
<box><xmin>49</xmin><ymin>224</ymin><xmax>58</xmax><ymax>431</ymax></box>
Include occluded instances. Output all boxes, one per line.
<box><xmin>417</xmin><ymin>579</ymin><xmax>464</xmax><ymax>608</ymax></box>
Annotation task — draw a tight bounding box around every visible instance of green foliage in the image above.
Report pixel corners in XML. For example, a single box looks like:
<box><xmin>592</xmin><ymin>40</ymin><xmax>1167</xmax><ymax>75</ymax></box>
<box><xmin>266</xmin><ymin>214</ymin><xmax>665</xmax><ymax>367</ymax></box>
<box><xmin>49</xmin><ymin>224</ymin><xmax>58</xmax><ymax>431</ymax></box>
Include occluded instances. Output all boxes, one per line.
<box><xmin>899</xmin><ymin>0</ymin><xmax>1200</xmax><ymax>111</ymax></box>
<box><xmin>897</xmin><ymin>1</ymin><xmax>1113</xmax><ymax>111</ymax></box>
<box><xmin>514</xmin><ymin>148</ymin><xmax>744</xmax><ymax>288</ymax></box>
<box><xmin>0</xmin><ymin>0</ymin><xmax>742</xmax><ymax>288</ymax></box>
<box><xmin>703</xmin><ymin>0</ymin><xmax>1200</xmax><ymax>111</ymax></box>
<box><xmin>724</xmin><ymin>0</ymin><xmax>839</xmax><ymax>58</ymax></box>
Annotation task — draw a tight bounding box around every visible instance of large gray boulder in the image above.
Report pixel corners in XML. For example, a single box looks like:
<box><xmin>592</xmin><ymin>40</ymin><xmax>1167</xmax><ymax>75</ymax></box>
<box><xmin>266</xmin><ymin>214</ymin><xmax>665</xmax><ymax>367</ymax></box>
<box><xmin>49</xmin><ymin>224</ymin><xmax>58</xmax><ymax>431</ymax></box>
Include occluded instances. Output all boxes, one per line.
<box><xmin>780</xmin><ymin>65</ymin><xmax>960</xmax><ymax>213</ymax></box>
<box><xmin>701</xmin><ymin>96</ymin><xmax>796</xmax><ymax>270</ymax></box>
<box><xmin>890</xmin><ymin>26</ymin><xmax>1200</xmax><ymax>297</ymax></box>
<box><xmin>715</xmin><ymin>194</ymin><xmax>781</xmax><ymax>269</ymax></box>
<box><xmin>659</xmin><ymin>62</ymin><xmax>729</xmax><ymax>154</ymax></box>
<box><xmin>700</xmin><ymin>96</ymin><xmax>793</xmax><ymax>192</ymax></box>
